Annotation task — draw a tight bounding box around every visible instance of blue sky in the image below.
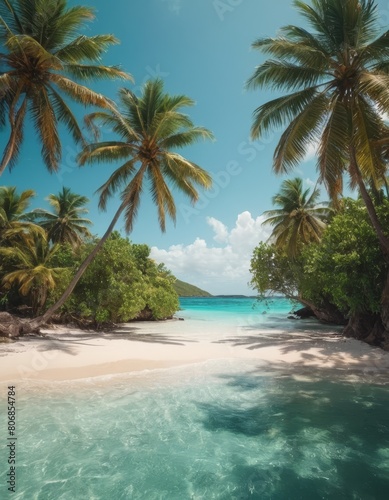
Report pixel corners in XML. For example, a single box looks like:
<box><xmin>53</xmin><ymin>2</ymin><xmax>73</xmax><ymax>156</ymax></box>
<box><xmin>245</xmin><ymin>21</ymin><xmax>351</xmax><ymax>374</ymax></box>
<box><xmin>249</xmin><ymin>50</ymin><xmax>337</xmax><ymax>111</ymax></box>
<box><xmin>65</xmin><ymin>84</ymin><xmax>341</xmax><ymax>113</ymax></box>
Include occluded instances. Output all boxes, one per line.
<box><xmin>2</xmin><ymin>0</ymin><xmax>389</xmax><ymax>294</ymax></box>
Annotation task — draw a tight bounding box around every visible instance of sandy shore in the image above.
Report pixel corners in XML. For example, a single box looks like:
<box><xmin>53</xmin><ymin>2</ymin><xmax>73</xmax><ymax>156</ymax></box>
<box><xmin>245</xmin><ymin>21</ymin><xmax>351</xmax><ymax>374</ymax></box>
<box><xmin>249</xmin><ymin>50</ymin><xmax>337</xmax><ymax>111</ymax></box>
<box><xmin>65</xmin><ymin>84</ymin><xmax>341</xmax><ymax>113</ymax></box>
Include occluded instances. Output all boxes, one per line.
<box><xmin>1</xmin><ymin>318</ymin><xmax>389</xmax><ymax>384</ymax></box>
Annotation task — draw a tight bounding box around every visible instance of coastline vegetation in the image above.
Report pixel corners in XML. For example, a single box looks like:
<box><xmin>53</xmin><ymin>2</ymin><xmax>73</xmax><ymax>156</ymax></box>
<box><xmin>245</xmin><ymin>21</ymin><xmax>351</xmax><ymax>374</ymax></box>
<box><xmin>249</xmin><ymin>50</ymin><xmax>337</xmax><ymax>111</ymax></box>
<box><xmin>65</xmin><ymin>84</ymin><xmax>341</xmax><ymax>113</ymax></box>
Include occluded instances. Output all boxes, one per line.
<box><xmin>173</xmin><ymin>279</ymin><xmax>212</xmax><ymax>298</ymax></box>
<box><xmin>248</xmin><ymin>0</ymin><xmax>389</xmax><ymax>348</ymax></box>
<box><xmin>0</xmin><ymin>0</ymin><xmax>213</xmax><ymax>334</ymax></box>
<box><xmin>0</xmin><ymin>187</ymin><xmax>178</xmax><ymax>325</ymax></box>
<box><xmin>2</xmin><ymin>0</ymin><xmax>389</xmax><ymax>352</ymax></box>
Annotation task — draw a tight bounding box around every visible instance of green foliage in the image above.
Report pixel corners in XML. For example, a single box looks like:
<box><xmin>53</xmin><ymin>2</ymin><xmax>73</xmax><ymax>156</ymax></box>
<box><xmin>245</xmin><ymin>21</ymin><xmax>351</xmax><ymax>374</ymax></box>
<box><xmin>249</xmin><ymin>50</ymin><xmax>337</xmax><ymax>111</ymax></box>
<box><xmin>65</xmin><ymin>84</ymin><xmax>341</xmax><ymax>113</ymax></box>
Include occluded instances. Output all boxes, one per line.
<box><xmin>301</xmin><ymin>199</ymin><xmax>387</xmax><ymax>314</ymax></box>
<box><xmin>0</xmin><ymin>0</ymin><xmax>130</xmax><ymax>174</ymax></box>
<box><xmin>78</xmin><ymin>79</ymin><xmax>213</xmax><ymax>234</ymax></box>
<box><xmin>250</xmin><ymin>242</ymin><xmax>303</xmax><ymax>300</ymax></box>
<box><xmin>59</xmin><ymin>233</ymin><xmax>179</xmax><ymax>323</ymax></box>
<box><xmin>263</xmin><ymin>177</ymin><xmax>331</xmax><ymax>258</ymax></box>
<box><xmin>247</xmin><ymin>0</ymin><xmax>389</xmax><ymax>202</ymax></box>
<box><xmin>250</xmin><ymin>199</ymin><xmax>388</xmax><ymax>317</ymax></box>
<box><xmin>173</xmin><ymin>279</ymin><xmax>212</xmax><ymax>297</ymax></box>
<box><xmin>30</xmin><ymin>187</ymin><xmax>92</xmax><ymax>248</ymax></box>
<box><xmin>0</xmin><ymin>228</ymin><xmax>66</xmax><ymax>314</ymax></box>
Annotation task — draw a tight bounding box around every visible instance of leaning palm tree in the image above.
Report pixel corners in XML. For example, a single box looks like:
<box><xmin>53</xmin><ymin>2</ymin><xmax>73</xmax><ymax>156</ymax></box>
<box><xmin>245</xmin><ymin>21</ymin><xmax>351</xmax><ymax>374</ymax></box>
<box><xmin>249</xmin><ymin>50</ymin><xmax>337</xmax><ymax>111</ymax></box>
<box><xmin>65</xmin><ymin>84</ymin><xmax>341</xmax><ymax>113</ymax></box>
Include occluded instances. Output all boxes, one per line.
<box><xmin>247</xmin><ymin>0</ymin><xmax>389</xmax><ymax>260</ymax></box>
<box><xmin>263</xmin><ymin>178</ymin><xmax>331</xmax><ymax>258</ymax></box>
<box><xmin>30</xmin><ymin>187</ymin><xmax>92</xmax><ymax>248</ymax></box>
<box><xmin>34</xmin><ymin>79</ymin><xmax>213</xmax><ymax>325</ymax></box>
<box><xmin>0</xmin><ymin>0</ymin><xmax>130</xmax><ymax>174</ymax></box>
<box><xmin>0</xmin><ymin>229</ymin><xmax>64</xmax><ymax>315</ymax></box>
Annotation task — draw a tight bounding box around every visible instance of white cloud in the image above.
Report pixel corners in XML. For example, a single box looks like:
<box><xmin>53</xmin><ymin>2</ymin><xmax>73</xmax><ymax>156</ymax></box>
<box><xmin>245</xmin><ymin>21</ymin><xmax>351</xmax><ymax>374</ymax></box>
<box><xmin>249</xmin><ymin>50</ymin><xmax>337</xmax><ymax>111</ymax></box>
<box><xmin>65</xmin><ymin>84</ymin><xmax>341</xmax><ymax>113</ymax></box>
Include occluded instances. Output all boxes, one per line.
<box><xmin>303</xmin><ymin>141</ymin><xmax>319</xmax><ymax>163</ymax></box>
<box><xmin>206</xmin><ymin>216</ymin><xmax>229</xmax><ymax>243</ymax></box>
<box><xmin>150</xmin><ymin>211</ymin><xmax>271</xmax><ymax>295</ymax></box>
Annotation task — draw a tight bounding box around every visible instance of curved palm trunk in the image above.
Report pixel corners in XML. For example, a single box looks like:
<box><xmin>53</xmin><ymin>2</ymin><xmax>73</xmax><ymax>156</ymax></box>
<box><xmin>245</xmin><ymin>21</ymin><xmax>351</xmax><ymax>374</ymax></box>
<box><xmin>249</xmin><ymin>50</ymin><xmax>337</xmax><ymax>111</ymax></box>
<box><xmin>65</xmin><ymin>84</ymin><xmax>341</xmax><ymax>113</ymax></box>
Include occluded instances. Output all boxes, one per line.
<box><xmin>28</xmin><ymin>200</ymin><xmax>127</xmax><ymax>330</ymax></box>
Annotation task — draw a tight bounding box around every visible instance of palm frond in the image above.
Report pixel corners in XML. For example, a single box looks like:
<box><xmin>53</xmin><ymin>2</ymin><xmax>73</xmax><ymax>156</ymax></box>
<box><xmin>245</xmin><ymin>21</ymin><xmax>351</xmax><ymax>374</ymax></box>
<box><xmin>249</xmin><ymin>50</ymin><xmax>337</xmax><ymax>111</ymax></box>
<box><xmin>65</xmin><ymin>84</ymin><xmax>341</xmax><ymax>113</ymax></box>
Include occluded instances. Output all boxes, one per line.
<box><xmin>0</xmin><ymin>95</ymin><xmax>27</xmax><ymax>174</ymax></box>
<box><xmin>30</xmin><ymin>87</ymin><xmax>61</xmax><ymax>172</ymax></box>
<box><xmin>251</xmin><ymin>86</ymin><xmax>319</xmax><ymax>139</ymax></box>
<box><xmin>317</xmin><ymin>97</ymin><xmax>350</xmax><ymax>196</ymax></box>
<box><xmin>273</xmin><ymin>93</ymin><xmax>328</xmax><ymax>173</ymax></box>
<box><xmin>252</xmin><ymin>36</ymin><xmax>329</xmax><ymax>69</ymax></box>
<box><xmin>49</xmin><ymin>85</ymin><xmax>85</xmax><ymax>146</ymax></box>
<box><xmin>160</xmin><ymin>128</ymin><xmax>214</xmax><ymax>149</ymax></box>
<box><xmin>149</xmin><ymin>163</ymin><xmax>177</xmax><ymax>231</ymax></box>
<box><xmin>77</xmin><ymin>142</ymin><xmax>133</xmax><ymax>166</ymax></box>
<box><xmin>247</xmin><ymin>60</ymin><xmax>326</xmax><ymax>91</ymax></box>
<box><xmin>96</xmin><ymin>159</ymin><xmax>137</xmax><ymax>211</ymax></box>
<box><xmin>49</xmin><ymin>74</ymin><xmax>114</xmax><ymax>108</ymax></box>
<box><xmin>121</xmin><ymin>166</ymin><xmax>147</xmax><ymax>233</ymax></box>
<box><xmin>55</xmin><ymin>34</ymin><xmax>120</xmax><ymax>61</ymax></box>
<box><xmin>64</xmin><ymin>63</ymin><xmax>131</xmax><ymax>82</ymax></box>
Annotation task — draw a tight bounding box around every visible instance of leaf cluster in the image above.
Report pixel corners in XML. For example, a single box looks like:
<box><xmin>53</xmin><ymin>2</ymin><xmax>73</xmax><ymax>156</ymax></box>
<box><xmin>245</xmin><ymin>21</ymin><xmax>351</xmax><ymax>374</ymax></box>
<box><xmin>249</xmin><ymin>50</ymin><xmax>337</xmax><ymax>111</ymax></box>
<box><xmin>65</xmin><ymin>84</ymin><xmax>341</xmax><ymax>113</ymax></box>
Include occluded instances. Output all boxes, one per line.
<box><xmin>56</xmin><ymin>232</ymin><xmax>179</xmax><ymax>323</ymax></box>
<box><xmin>251</xmin><ymin>198</ymin><xmax>388</xmax><ymax>317</ymax></box>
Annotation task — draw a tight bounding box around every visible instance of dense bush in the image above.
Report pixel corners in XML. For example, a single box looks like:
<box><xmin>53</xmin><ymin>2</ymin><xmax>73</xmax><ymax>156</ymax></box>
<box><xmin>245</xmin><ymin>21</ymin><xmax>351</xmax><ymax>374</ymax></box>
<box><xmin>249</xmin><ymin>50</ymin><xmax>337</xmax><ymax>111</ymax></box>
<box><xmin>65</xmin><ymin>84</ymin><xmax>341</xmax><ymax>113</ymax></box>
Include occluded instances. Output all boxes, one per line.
<box><xmin>57</xmin><ymin>232</ymin><xmax>179</xmax><ymax>323</ymax></box>
<box><xmin>250</xmin><ymin>199</ymin><xmax>388</xmax><ymax>320</ymax></box>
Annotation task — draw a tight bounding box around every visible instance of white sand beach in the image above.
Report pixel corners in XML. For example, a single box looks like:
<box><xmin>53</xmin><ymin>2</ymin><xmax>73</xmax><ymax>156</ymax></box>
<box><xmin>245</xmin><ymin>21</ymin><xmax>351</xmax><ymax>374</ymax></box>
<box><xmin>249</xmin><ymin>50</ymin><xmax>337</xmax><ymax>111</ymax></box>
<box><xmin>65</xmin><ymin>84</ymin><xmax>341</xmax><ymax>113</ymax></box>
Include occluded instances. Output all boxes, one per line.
<box><xmin>1</xmin><ymin>319</ymin><xmax>389</xmax><ymax>383</ymax></box>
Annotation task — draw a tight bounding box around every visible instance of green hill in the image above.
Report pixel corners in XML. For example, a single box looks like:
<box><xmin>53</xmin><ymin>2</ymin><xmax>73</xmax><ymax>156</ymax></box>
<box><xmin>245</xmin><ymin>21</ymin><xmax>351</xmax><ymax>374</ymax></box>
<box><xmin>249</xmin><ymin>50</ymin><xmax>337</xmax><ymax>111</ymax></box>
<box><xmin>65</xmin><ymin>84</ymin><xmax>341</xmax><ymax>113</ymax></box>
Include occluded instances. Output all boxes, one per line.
<box><xmin>173</xmin><ymin>279</ymin><xmax>212</xmax><ymax>297</ymax></box>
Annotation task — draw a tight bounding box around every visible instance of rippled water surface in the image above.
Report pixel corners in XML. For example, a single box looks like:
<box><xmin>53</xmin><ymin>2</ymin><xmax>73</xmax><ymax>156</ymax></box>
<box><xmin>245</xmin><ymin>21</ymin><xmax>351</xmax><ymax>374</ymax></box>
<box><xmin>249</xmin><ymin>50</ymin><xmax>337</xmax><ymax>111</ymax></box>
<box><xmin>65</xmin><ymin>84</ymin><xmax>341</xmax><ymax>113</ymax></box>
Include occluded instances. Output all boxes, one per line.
<box><xmin>1</xmin><ymin>298</ymin><xmax>389</xmax><ymax>499</ymax></box>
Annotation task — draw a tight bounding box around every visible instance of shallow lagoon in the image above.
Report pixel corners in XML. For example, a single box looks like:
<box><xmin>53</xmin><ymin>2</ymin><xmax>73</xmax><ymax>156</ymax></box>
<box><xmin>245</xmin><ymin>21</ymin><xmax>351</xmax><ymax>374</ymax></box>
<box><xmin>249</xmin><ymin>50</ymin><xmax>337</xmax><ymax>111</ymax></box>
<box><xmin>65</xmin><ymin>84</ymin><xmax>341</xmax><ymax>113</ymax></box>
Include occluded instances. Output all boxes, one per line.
<box><xmin>1</xmin><ymin>297</ymin><xmax>389</xmax><ymax>499</ymax></box>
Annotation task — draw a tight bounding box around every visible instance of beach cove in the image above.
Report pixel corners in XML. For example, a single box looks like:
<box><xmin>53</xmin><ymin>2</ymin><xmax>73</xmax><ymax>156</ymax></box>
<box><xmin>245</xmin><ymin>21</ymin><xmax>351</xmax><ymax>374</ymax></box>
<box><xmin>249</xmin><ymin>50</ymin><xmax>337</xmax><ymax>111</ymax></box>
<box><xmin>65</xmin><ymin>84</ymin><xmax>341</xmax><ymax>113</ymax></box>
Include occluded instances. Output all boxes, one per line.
<box><xmin>1</xmin><ymin>298</ymin><xmax>389</xmax><ymax>499</ymax></box>
<box><xmin>1</xmin><ymin>299</ymin><xmax>389</xmax><ymax>384</ymax></box>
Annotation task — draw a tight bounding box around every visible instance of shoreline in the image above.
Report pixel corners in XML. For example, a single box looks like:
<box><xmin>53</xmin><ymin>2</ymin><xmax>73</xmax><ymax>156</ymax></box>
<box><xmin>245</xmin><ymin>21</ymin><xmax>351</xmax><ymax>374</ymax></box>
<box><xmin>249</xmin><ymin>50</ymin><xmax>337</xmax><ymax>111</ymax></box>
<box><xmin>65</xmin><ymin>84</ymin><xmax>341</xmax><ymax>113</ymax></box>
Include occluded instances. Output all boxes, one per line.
<box><xmin>1</xmin><ymin>319</ymin><xmax>389</xmax><ymax>384</ymax></box>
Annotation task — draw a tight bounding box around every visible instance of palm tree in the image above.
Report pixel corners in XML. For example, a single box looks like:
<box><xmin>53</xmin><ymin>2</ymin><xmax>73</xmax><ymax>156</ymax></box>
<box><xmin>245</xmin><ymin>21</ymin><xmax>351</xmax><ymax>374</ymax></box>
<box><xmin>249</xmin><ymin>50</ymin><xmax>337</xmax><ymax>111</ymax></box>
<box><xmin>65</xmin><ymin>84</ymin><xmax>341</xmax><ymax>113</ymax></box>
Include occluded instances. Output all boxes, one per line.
<box><xmin>263</xmin><ymin>178</ymin><xmax>331</xmax><ymax>258</ymax></box>
<box><xmin>0</xmin><ymin>185</ymin><xmax>38</xmax><ymax>241</ymax></box>
<box><xmin>247</xmin><ymin>0</ymin><xmax>389</xmax><ymax>335</ymax></box>
<box><xmin>30</xmin><ymin>187</ymin><xmax>92</xmax><ymax>248</ymax></box>
<box><xmin>35</xmin><ymin>79</ymin><xmax>213</xmax><ymax>324</ymax></box>
<box><xmin>247</xmin><ymin>0</ymin><xmax>389</xmax><ymax>261</ymax></box>
<box><xmin>0</xmin><ymin>229</ymin><xmax>64</xmax><ymax>315</ymax></box>
<box><xmin>0</xmin><ymin>0</ymin><xmax>131</xmax><ymax>174</ymax></box>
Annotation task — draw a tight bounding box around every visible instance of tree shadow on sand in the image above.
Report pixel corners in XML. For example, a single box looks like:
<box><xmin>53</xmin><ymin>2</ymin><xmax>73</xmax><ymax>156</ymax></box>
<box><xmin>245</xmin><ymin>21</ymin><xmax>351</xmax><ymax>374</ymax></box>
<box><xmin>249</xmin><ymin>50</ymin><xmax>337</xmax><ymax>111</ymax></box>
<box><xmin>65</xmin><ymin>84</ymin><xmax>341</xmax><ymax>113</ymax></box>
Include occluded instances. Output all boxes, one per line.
<box><xmin>25</xmin><ymin>325</ymin><xmax>198</xmax><ymax>355</ymax></box>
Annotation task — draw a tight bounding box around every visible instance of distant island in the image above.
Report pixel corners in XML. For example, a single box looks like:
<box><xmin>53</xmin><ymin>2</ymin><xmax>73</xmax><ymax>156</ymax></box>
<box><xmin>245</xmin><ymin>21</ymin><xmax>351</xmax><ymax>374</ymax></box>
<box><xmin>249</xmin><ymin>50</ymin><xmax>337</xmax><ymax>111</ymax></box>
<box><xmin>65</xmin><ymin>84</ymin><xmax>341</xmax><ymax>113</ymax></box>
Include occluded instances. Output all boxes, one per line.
<box><xmin>173</xmin><ymin>280</ymin><xmax>212</xmax><ymax>297</ymax></box>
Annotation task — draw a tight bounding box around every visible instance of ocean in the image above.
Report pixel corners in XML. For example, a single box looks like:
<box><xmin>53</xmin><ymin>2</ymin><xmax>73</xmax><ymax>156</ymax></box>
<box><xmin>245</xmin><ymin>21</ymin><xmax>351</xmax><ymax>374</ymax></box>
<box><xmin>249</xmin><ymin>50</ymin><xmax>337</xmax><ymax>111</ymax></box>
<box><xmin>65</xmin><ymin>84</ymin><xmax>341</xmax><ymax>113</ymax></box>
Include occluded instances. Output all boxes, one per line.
<box><xmin>1</xmin><ymin>297</ymin><xmax>389</xmax><ymax>499</ymax></box>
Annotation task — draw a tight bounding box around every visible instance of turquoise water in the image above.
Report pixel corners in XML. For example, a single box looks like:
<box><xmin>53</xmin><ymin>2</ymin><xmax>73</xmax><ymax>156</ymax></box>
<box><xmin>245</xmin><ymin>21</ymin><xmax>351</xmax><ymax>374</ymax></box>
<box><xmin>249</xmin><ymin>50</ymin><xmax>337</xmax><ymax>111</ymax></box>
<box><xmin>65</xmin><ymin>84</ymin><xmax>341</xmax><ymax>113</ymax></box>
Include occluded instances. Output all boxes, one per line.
<box><xmin>1</xmin><ymin>298</ymin><xmax>389</xmax><ymax>499</ymax></box>
<box><xmin>178</xmin><ymin>296</ymin><xmax>336</xmax><ymax>337</ymax></box>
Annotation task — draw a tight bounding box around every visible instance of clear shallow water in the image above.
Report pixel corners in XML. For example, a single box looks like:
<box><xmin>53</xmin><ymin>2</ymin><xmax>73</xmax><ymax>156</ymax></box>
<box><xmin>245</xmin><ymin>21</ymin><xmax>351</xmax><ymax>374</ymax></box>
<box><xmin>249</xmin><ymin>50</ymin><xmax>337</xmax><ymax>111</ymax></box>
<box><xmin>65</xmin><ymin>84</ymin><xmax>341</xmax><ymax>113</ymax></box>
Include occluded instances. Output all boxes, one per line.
<box><xmin>1</xmin><ymin>298</ymin><xmax>389</xmax><ymax>499</ymax></box>
<box><xmin>178</xmin><ymin>296</ymin><xmax>338</xmax><ymax>338</ymax></box>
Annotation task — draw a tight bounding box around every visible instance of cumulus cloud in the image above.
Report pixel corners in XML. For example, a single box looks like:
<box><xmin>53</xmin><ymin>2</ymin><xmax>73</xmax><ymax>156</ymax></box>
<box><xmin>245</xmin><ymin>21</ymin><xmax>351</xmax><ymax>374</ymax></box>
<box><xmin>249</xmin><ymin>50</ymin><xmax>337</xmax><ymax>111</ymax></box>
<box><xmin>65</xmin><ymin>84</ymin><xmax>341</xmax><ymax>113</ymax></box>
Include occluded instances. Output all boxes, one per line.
<box><xmin>206</xmin><ymin>216</ymin><xmax>229</xmax><ymax>243</ymax></box>
<box><xmin>150</xmin><ymin>211</ymin><xmax>271</xmax><ymax>295</ymax></box>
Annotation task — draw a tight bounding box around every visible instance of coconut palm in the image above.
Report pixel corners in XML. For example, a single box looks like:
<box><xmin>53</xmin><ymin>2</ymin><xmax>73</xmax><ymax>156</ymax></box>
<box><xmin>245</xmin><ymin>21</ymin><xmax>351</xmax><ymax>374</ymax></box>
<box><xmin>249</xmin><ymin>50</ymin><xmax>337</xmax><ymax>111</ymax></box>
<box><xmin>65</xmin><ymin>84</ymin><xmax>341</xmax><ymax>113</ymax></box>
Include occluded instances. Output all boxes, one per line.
<box><xmin>35</xmin><ymin>79</ymin><xmax>213</xmax><ymax>324</ymax></box>
<box><xmin>0</xmin><ymin>229</ymin><xmax>64</xmax><ymax>314</ymax></box>
<box><xmin>0</xmin><ymin>185</ymin><xmax>40</xmax><ymax>243</ymax></box>
<box><xmin>263</xmin><ymin>178</ymin><xmax>331</xmax><ymax>258</ymax></box>
<box><xmin>30</xmin><ymin>187</ymin><xmax>92</xmax><ymax>248</ymax></box>
<box><xmin>0</xmin><ymin>0</ymin><xmax>130</xmax><ymax>174</ymax></box>
<box><xmin>247</xmin><ymin>0</ymin><xmax>389</xmax><ymax>261</ymax></box>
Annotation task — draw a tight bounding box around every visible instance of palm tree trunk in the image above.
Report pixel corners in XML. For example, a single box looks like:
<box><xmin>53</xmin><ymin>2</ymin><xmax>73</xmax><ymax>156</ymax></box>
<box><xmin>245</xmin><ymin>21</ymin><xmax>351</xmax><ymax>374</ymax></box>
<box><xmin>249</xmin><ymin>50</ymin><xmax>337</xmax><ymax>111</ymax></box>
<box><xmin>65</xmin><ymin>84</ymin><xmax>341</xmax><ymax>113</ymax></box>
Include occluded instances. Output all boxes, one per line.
<box><xmin>28</xmin><ymin>200</ymin><xmax>127</xmax><ymax>329</ymax></box>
